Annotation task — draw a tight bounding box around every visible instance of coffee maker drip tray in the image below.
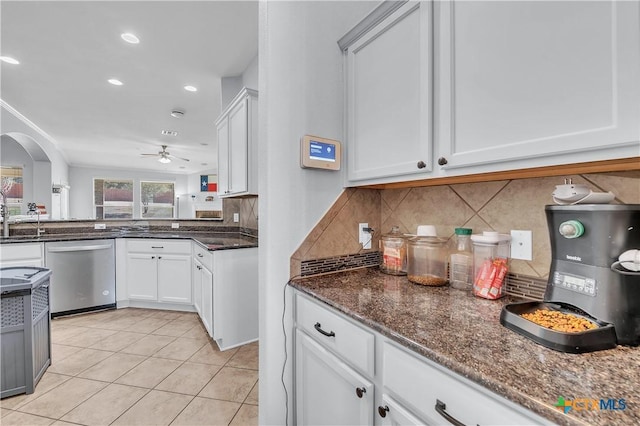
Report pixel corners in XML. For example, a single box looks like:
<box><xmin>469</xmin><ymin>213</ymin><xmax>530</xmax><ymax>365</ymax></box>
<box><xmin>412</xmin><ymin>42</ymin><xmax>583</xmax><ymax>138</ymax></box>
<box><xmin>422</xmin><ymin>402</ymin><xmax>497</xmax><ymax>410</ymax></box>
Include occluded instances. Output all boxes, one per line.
<box><xmin>500</xmin><ymin>301</ymin><xmax>617</xmax><ymax>353</ymax></box>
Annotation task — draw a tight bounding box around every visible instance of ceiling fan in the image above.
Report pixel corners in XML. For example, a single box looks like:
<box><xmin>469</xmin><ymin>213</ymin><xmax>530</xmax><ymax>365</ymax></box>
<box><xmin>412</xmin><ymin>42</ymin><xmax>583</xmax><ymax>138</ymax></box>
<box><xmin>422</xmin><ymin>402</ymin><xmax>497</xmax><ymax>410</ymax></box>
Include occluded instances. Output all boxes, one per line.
<box><xmin>141</xmin><ymin>145</ymin><xmax>189</xmax><ymax>164</ymax></box>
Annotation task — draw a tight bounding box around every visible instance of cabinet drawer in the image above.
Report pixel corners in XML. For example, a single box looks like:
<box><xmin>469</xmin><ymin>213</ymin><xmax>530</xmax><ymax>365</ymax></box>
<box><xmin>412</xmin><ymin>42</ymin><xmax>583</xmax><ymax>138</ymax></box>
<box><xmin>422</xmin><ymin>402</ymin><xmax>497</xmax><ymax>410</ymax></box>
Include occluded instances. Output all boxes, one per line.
<box><xmin>193</xmin><ymin>243</ymin><xmax>213</xmax><ymax>271</ymax></box>
<box><xmin>126</xmin><ymin>239</ymin><xmax>191</xmax><ymax>254</ymax></box>
<box><xmin>296</xmin><ymin>294</ymin><xmax>374</xmax><ymax>377</ymax></box>
<box><xmin>382</xmin><ymin>341</ymin><xmax>544</xmax><ymax>425</ymax></box>
<box><xmin>0</xmin><ymin>242</ymin><xmax>43</xmax><ymax>263</ymax></box>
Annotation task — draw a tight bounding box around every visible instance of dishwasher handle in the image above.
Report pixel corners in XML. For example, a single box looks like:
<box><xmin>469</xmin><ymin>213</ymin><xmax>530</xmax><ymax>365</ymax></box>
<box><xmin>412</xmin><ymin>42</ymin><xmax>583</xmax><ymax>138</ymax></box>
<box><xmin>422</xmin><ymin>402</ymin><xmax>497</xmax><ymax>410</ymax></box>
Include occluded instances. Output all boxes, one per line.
<box><xmin>47</xmin><ymin>244</ymin><xmax>113</xmax><ymax>253</ymax></box>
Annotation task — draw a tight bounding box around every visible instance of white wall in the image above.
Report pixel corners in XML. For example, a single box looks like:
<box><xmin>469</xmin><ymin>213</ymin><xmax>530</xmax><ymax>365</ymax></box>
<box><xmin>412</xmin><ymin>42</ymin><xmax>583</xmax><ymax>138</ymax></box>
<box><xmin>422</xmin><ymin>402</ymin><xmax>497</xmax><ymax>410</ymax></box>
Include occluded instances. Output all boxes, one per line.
<box><xmin>258</xmin><ymin>2</ymin><xmax>376</xmax><ymax>424</ymax></box>
<box><xmin>242</xmin><ymin>54</ymin><xmax>259</xmax><ymax>90</ymax></box>
<box><xmin>69</xmin><ymin>166</ymin><xmax>189</xmax><ymax>219</ymax></box>
<box><xmin>1</xmin><ymin>102</ymin><xmax>69</xmax><ymax>187</ymax></box>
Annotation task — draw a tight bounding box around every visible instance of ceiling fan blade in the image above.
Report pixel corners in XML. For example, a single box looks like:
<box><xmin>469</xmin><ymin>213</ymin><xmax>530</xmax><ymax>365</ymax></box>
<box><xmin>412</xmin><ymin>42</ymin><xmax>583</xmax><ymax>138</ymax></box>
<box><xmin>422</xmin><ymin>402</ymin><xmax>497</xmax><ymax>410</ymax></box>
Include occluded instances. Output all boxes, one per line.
<box><xmin>168</xmin><ymin>154</ymin><xmax>190</xmax><ymax>162</ymax></box>
<box><xmin>141</xmin><ymin>153</ymin><xmax>160</xmax><ymax>157</ymax></box>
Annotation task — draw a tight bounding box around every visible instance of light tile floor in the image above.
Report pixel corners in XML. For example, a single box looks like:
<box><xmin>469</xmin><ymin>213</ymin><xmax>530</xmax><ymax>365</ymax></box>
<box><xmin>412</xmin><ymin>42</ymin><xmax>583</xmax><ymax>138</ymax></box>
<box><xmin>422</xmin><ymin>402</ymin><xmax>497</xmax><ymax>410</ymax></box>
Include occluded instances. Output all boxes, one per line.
<box><xmin>1</xmin><ymin>308</ymin><xmax>259</xmax><ymax>426</ymax></box>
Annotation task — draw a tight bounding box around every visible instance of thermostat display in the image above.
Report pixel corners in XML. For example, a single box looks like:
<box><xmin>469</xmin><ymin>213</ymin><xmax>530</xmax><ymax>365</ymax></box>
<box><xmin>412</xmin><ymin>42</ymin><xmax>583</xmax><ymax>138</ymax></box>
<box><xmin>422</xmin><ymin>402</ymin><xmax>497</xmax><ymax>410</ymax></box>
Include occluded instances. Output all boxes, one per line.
<box><xmin>301</xmin><ymin>135</ymin><xmax>341</xmax><ymax>170</ymax></box>
<box><xmin>310</xmin><ymin>141</ymin><xmax>336</xmax><ymax>162</ymax></box>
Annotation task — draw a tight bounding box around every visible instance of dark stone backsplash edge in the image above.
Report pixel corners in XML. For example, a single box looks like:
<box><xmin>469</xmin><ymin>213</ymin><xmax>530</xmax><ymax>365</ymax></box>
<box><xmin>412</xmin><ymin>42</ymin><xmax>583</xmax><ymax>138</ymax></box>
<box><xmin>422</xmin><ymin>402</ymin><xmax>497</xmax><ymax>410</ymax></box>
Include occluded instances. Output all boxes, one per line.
<box><xmin>300</xmin><ymin>251</ymin><xmax>547</xmax><ymax>300</ymax></box>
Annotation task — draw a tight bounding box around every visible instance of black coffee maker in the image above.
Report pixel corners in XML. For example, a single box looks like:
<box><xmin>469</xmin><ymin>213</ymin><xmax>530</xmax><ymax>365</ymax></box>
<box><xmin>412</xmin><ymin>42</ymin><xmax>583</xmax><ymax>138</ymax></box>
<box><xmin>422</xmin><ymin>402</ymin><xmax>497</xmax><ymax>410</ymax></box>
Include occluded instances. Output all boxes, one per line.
<box><xmin>501</xmin><ymin>204</ymin><xmax>640</xmax><ymax>352</ymax></box>
<box><xmin>544</xmin><ymin>204</ymin><xmax>640</xmax><ymax>345</ymax></box>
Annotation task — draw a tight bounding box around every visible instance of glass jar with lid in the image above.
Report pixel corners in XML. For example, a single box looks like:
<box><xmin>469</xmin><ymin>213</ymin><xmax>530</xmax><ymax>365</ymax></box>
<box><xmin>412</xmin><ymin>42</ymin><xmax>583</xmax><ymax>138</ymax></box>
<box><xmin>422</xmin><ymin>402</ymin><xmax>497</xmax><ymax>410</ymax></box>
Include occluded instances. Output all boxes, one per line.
<box><xmin>379</xmin><ymin>226</ymin><xmax>407</xmax><ymax>276</ymax></box>
<box><xmin>407</xmin><ymin>235</ymin><xmax>449</xmax><ymax>286</ymax></box>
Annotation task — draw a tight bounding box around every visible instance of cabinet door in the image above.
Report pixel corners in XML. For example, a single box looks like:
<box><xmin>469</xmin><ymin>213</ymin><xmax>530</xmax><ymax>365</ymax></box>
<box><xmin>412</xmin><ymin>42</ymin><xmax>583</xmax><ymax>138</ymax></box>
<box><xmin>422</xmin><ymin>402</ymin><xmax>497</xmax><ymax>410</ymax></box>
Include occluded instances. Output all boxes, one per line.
<box><xmin>201</xmin><ymin>265</ymin><xmax>213</xmax><ymax>337</ymax></box>
<box><xmin>378</xmin><ymin>394</ymin><xmax>426</xmax><ymax>426</ymax></box>
<box><xmin>295</xmin><ymin>330</ymin><xmax>374</xmax><ymax>426</ymax></box>
<box><xmin>126</xmin><ymin>254</ymin><xmax>158</xmax><ymax>301</ymax></box>
<box><xmin>192</xmin><ymin>259</ymin><xmax>203</xmax><ymax>315</ymax></box>
<box><xmin>346</xmin><ymin>1</ymin><xmax>432</xmax><ymax>182</ymax></box>
<box><xmin>437</xmin><ymin>0</ymin><xmax>640</xmax><ymax>170</ymax></box>
<box><xmin>227</xmin><ymin>98</ymin><xmax>249</xmax><ymax>195</ymax></box>
<box><xmin>157</xmin><ymin>255</ymin><xmax>191</xmax><ymax>304</ymax></box>
<box><xmin>217</xmin><ymin>117</ymin><xmax>230</xmax><ymax>196</ymax></box>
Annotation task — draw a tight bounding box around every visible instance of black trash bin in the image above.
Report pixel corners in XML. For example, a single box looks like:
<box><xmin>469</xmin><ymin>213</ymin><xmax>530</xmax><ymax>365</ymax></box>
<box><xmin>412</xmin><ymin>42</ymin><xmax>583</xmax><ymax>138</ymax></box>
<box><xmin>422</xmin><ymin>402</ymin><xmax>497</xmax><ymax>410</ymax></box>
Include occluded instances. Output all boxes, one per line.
<box><xmin>1</xmin><ymin>267</ymin><xmax>52</xmax><ymax>399</ymax></box>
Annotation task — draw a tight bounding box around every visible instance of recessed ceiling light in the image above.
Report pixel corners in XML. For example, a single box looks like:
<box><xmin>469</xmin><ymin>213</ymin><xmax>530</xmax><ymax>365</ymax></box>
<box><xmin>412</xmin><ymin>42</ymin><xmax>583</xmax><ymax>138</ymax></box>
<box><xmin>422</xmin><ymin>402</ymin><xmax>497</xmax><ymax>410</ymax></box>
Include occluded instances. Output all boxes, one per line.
<box><xmin>0</xmin><ymin>56</ymin><xmax>20</xmax><ymax>65</ymax></box>
<box><xmin>108</xmin><ymin>79</ymin><xmax>123</xmax><ymax>86</ymax></box>
<box><xmin>170</xmin><ymin>110</ymin><xmax>185</xmax><ymax>119</ymax></box>
<box><xmin>161</xmin><ymin>130</ymin><xmax>178</xmax><ymax>136</ymax></box>
<box><xmin>121</xmin><ymin>33</ymin><xmax>140</xmax><ymax>44</ymax></box>
<box><xmin>184</xmin><ymin>85</ymin><xmax>198</xmax><ymax>92</ymax></box>
<box><xmin>201</xmin><ymin>163</ymin><xmax>208</xmax><ymax>166</ymax></box>
<box><xmin>179</xmin><ymin>166</ymin><xmax>186</xmax><ymax>169</ymax></box>
<box><xmin>200</xmin><ymin>143</ymin><xmax>209</xmax><ymax>146</ymax></box>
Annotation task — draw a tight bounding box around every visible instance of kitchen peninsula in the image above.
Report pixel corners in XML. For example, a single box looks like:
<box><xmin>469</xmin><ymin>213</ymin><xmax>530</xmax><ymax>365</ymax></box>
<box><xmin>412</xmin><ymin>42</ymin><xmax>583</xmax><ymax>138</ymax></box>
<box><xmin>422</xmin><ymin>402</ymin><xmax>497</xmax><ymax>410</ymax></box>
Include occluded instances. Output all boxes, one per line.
<box><xmin>0</xmin><ymin>219</ymin><xmax>259</xmax><ymax>351</ymax></box>
<box><xmin>290</xmin><ymin>267</ymin><xmax>640</xmax><ymax>426</ymax></box>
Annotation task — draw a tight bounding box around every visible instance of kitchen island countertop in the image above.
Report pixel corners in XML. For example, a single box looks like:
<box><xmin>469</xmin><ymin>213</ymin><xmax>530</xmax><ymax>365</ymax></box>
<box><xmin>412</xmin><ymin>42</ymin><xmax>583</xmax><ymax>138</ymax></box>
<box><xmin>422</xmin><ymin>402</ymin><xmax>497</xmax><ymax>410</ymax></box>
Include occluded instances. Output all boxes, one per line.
<box><xmin>290</xmin><ymin>267</ymin><xmax>639</xmax><ymax>426</ymax></box>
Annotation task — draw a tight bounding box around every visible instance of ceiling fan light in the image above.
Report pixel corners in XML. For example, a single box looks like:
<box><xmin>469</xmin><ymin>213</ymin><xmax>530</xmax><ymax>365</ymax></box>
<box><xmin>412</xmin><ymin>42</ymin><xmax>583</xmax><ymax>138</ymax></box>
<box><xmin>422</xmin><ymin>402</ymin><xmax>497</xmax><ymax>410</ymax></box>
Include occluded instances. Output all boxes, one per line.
<box><xmin>158</xmin><ymin>156</ymin><xmax>171</xmax><ymax>164</ymax></box>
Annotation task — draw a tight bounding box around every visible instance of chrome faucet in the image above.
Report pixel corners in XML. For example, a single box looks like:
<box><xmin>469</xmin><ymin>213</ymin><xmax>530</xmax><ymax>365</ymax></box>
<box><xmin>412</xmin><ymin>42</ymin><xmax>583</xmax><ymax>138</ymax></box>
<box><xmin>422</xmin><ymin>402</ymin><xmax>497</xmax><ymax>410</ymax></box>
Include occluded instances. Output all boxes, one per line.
<box><xmin>27</xmin><ymin>203</ymin><xmax>45</xmax><ymax>237</ymax></box>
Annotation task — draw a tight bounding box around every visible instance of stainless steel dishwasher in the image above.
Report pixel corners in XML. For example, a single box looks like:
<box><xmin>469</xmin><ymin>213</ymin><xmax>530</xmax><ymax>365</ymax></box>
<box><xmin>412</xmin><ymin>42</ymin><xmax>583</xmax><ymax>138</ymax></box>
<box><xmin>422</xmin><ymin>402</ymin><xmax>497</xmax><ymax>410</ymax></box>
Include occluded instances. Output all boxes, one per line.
<box><xmin>44</xmin><ymin>239</ymin><xmax>116</xmax><ymax>317</ymax></box>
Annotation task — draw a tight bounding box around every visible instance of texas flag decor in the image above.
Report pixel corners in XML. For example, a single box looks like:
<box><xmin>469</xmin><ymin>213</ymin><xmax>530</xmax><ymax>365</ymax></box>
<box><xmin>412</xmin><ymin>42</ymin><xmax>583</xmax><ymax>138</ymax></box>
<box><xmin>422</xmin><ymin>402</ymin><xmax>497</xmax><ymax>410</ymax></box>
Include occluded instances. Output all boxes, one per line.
<box><xmin>200</xmin><ymin>175</ymin><xmax>218</xmax><ymax>192</ymax></box>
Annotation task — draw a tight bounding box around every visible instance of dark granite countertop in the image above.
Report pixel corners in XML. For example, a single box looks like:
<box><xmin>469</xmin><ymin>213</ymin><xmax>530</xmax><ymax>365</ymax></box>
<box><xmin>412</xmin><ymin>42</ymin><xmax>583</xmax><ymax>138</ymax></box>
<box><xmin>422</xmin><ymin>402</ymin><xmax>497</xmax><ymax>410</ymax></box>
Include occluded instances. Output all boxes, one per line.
<box><xmin>290</xmin><ymin>267</ymin><xmax>639</xmax><ymax>426</ymax></box>
<box><xmin>0</xmin><ymin>231</ymin><xmax>257</xmax><ymax>251</ymax></box>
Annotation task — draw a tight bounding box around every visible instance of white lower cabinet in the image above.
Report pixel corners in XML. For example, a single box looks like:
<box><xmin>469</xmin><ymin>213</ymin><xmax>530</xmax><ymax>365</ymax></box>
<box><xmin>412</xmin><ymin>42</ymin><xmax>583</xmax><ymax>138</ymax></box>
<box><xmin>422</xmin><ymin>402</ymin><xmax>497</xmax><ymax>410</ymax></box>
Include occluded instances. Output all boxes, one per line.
<box><xmin>378</xmin><ymin>394</ymin><xmax>424</xmax><ymax>426</ymax></box>
<box><xmin>293</xmin><ymin>291</ymin><xmax>548</xmax><ymax>426</ymax></box>
<box><xmin>125</xmin><ymin>240</ymin><xmax>191</xmax><ymax>306</ymax></box>
<box><xmin>0</xmin><ymin>242</ymin><xmax>44</xmax><ymax>268</ymax></box>
<box><xmin>192</xmin><ymin>243</ymin><xmax>258</xmax><ymax>349</ymax></box>
<box><xmin>295</xmin><ymin>330</ymin><xmax>374</xmax><ymax>426</ymax></box>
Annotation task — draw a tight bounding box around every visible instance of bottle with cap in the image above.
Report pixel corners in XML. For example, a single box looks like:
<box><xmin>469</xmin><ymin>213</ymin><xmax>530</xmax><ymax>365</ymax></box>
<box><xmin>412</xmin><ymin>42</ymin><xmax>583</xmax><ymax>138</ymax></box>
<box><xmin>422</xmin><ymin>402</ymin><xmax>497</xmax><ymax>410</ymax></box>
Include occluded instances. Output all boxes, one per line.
<box><xmin>470</xmin><ymin>231</ymin><xmax>511</xmax><ymax>299</ymax></box>
<box><xmin>449</xmin><ymin>228</ymin><xmax>473</xmax><ymax>290</ymax></box>
<box><xmin>379</xmin><ymin>226</ymin><xmax>407</xmax><ymax>276</ymax></box>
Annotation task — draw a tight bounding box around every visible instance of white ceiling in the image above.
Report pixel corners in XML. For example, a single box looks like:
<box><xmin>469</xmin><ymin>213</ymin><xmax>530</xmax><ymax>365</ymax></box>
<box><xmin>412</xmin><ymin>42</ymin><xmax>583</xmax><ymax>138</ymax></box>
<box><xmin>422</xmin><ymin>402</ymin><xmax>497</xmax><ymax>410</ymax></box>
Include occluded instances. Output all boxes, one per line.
<box><xmin>0</xmin><ymin>1</ymin><xmax>259</xmax><ymax>174</ymax></box>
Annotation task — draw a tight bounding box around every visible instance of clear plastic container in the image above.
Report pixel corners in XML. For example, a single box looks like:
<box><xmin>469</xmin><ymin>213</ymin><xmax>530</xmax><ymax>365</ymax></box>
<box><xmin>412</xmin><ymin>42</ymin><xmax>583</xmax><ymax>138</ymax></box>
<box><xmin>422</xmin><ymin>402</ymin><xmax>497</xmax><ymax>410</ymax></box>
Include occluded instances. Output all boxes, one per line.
<box><xmin>471</xmin><ymin>232</ymin><xmax>511</xmax><ymax>299</ymax></box>
<box><xmin>407</xmin><ymin>236</ymin><xmax>449</xmax><ymax>286</ymax></box>
<box><xmin>379</xmin><ymin>226</ymin><xmax>407</xmax><ymax>276</ymax></box>
<box><xmin>449</xmin><ymin>228</ymin><xmax>473</xmax><ymax>290</ymax></box>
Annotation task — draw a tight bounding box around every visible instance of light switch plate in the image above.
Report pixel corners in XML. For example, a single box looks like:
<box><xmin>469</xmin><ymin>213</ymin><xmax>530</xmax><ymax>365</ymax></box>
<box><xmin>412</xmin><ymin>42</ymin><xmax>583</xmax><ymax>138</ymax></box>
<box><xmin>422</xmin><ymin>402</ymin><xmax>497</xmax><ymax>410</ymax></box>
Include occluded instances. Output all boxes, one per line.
<box><xmin>171</xmin><ymin>223</ymin><xmax>179</xmax><ymax>229</ymax></box>
<box><xmin>359</xmin><ymin>223</ymin><xmax>371</xmax><ymax>249</ymax></box>
<box><xmin>233</xmin><ymin>213</ymin><xmax>240</xmax><ymax>223</ymax></box>
<box><xmin>511</xmin><ymin>230</ymin><xmax>533</xmax><ymax>260</ymax></box>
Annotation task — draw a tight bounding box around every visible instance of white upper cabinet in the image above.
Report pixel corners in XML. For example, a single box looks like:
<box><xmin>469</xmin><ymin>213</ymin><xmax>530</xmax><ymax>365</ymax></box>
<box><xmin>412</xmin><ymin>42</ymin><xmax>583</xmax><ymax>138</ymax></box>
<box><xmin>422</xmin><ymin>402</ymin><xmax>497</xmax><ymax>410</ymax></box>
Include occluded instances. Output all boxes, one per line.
<box><xmin>341</xmin><ymin>0</ymin><xmax>640</xmax><ymax>186</ymax></box>
<box><xmin>345</xmin><ymin>1</ymin><xmax>432</xmax><ymax>182</ymax></box>
<box><xmin>215</xmin><ymin>88</ymin><xmax>258</xmax><ymax>198</ymax></box>
<box><xmin>437</xmin><ymin>0</ymin><xmax>640</xmax><ymax>171</ymax></box>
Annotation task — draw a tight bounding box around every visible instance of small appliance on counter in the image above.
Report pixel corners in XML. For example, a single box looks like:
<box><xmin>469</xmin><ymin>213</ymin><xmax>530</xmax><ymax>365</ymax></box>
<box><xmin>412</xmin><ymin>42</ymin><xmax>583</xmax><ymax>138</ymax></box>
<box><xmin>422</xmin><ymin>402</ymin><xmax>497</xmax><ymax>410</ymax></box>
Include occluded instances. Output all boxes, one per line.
<box><xmin>501</xmin><ymin>204</ymin><xmax>640</xmax><ymax>353</ymax></box>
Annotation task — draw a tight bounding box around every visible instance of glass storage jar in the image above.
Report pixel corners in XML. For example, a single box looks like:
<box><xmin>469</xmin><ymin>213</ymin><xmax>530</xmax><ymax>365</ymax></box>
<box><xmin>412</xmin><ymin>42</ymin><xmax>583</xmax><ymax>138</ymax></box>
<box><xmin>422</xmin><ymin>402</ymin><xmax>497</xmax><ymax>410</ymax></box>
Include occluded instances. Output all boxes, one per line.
<box><xmin>379</xmin><ymin>226</ymin><xmax>407</xmax><ymax>276</ymax></box>
<box><xmin>407</xmin><ymin>236</ymin><xmax>449</xmax><ymax>286</ymax></box>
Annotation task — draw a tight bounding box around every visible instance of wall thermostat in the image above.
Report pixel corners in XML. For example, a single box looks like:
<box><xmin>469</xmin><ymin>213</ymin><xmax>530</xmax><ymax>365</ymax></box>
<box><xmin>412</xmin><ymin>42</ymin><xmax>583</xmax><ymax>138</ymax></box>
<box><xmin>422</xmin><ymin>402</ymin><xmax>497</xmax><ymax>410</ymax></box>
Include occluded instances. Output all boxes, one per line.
<box><xmin>300</xmin><ymin>135</ymin><xmax>341</xmax><ymax>170</ymax></box>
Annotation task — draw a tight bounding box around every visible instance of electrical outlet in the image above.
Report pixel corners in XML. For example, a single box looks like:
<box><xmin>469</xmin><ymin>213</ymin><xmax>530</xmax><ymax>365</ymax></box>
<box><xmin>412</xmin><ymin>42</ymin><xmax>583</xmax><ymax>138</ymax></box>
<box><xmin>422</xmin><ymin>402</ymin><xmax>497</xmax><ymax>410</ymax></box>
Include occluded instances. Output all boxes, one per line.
<box><xmin>171</xmin><ymin>223</ymin><xmax>179</xmax><ymax>229</ymax></box>
<box><xmin>359</xmin><ymin>223</ymin><xmax>371</xmax><ymax>249</ymax></box>
<box><xmin>94</xmin><ymin>223</ymin><xmax>106</xmax><ymax>230</ymax></box>
<box><xmin>511</xmin><ymin>230</ymin><xmax>533</xmax><ymax>260</ymax></box>
<box><xmin>233</xmin><ymin>213</ymin><xmax>240</xmax><ymax>223</ymax></box>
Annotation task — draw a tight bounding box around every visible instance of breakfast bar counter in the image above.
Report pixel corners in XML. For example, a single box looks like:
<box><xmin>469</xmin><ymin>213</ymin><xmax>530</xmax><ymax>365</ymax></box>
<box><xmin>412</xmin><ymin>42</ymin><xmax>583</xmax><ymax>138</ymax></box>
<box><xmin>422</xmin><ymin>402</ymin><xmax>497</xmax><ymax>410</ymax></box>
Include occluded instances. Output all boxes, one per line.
<box><xmin>290</xmin><ymin>267</ymin><xmax>640</xmax><ymax>426</ymax></box>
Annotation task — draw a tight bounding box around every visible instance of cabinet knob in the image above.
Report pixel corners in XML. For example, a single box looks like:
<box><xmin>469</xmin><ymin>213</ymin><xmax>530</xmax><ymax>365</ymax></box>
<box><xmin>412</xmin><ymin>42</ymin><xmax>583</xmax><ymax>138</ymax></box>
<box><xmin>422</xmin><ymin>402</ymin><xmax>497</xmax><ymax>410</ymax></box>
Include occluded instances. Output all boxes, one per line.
<box><xmin>417</xmin><ymin>160</ymin><xmax>427</xmax><ymax>169</ymax></box>
<box><xmin>437</xmin><ymin>157</ymin><xmax>448</xmax><ymax>166</ymax></box>
<box><xmin>151</xmin><ymin>256</ymin><xmax>155</xmax><ymax>259</ymax></box>
<box><xmin>158</xmin><ymin>256</ymin><xmax>162</xmax><ymax>259</ymax></box>
<box><xmin>378</xmin><ymin>405</ymin><xmax>389</xmax><ymax>418</ymax></box>
<box><xmin>355</xmin><ymin>387</ymin><xmax>366</xmax><ymax>398</ymax></box>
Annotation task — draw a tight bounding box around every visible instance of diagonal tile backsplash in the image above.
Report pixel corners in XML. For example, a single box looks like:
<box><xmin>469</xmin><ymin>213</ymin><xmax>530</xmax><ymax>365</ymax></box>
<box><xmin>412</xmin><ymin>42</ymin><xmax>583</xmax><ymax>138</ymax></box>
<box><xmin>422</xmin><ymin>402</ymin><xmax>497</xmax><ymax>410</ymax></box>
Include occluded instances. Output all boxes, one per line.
<box><xmin>291</xmin><ymin>171</ymin><xmax>640</xmax><ymax>285</ymax></box>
